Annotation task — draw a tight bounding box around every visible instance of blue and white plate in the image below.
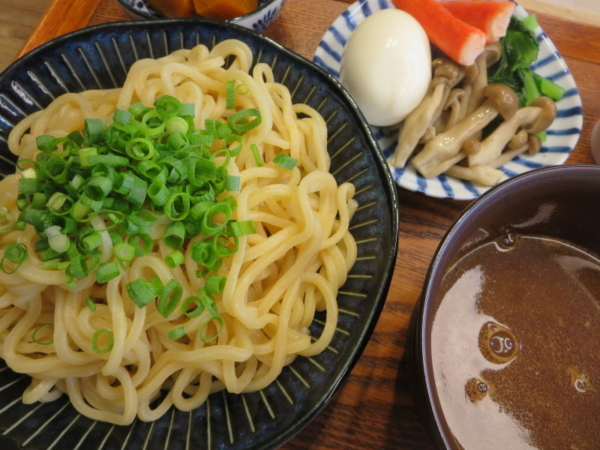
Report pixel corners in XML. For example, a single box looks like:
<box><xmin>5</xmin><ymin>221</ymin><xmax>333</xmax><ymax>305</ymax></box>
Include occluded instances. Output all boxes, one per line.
<box><xmin>314</xmin><ymin>0</ymin><xmax>583</xmax><ymax>200</ymax></box>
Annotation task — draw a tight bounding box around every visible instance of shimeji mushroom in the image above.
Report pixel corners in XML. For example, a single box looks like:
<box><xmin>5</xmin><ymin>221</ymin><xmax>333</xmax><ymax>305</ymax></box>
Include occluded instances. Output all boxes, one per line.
<box><xmin>412</xmin><ymin>83</ymin><xmax>519</xmax><ymax>178</ymax></box>
<box><xmin>464</xmin><ymin>43</ymin><xmax>502</xmax><ymax>115</ymax></box>
<box><xmin>391</xmin><ymin>59</ymin><xmax>464</xmax><ymax>168</ymax></box>
<box><xmin>468</xmin><ymin>96</ymin><xmax>557</xmax><ymax>167</ymax></box>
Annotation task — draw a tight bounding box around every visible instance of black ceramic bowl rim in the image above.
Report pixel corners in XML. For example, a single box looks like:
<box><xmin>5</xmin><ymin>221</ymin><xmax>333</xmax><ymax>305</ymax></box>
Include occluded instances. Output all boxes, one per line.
<box><xmin>0</xmin><ymin>17</ymin><xmax>400</xmax><ymax>450</ymax></box>
<box><xmin>117</xmin><ymin>0</ymin><xmax>281</xmax><ymax>22</ymax></box>
<box><xmin>415</xmin><ymin>163</ymin><xmax>600</xmax><ymax>448</ymax></box>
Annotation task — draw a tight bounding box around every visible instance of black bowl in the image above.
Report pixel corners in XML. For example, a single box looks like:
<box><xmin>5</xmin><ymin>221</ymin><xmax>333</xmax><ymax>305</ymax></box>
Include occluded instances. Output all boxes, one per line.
<box><xmin>408</xmin><ymin>164</ymin><xmax>600</xmax><ymax>449</ymax></box>
<box><xmin>0</xmin><ymin>19</ymin><xmax>399</xmax><ymax>450</ymax></box>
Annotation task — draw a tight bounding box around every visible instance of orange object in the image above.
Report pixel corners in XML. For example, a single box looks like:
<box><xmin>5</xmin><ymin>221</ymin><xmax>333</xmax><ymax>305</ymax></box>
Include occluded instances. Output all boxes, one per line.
<box><xmin>193</xmin><ymin>0</ymin><xmax>258</xmax><ymax>20</ymax></box>
<box><xmin>442</xmin><ymin>1</ymin><xmax>515</xmax><ymax>43</ymax></box>
<box><xmin>146</xmin><ymin>0</ymin><xmax>195</xmax><ymax>17</ymax></box>
<box><xmin>391</xmin><ymin>0</ymin><xmax>487</xmax><ymax>66</ymax></box>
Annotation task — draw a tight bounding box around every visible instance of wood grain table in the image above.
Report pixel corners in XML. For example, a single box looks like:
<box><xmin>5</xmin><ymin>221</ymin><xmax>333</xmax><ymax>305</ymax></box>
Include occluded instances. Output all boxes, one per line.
<box><xmin>16</xmin><ymin>0</ymin><xmax>600</xmax><ymax>449</ymax></box>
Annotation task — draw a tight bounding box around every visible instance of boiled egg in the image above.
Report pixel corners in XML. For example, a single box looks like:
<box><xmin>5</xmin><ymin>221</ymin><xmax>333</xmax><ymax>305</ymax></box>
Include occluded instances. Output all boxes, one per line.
<box><xmin>340</xmin><ymin>9</ymin><xmax>432</xmax><ymax>127</ymax></box>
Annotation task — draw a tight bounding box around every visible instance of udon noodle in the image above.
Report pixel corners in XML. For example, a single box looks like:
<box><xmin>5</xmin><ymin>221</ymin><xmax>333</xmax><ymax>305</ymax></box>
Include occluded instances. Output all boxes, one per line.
<box><xmin>0</xmin><ymin>39</ymin><xmax>357</xmax><ymax>425</ymax></box>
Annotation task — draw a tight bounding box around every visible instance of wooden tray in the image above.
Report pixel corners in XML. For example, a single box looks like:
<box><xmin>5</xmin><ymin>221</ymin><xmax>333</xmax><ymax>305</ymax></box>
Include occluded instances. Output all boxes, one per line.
<box><xmin>15</xmin><ymin>0</ymin><xmax>600</xmax><ymax>448</ymax></box>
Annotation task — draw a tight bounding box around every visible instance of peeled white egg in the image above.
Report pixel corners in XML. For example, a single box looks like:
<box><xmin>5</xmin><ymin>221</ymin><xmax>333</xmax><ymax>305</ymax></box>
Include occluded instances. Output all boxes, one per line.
<box><xmin>340</xmin><ymin>9</ymin><xmax>432</xmax><ymax>127</ymax></box>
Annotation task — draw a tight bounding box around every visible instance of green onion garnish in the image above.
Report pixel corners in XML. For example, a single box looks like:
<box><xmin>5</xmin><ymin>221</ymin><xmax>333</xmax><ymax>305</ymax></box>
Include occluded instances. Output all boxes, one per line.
<box><xmin>226</xmin><ymin>80</ymin><xmax>235</xmax><ymax>110</ymax></box>
<box><xmin>157</xmin><ymin>279</ymin><xmax>183</xmax><ymax>318</ymax></box>
<box><xmin>273</xmin><ymin>154</ymin><xmax>298</xmax><ymax>170</ymax></box>
<box><xmin>90</xmin><ymin>328</ymin><xmax>114</xmax><ymax>353</ymax></box>
<box><xmin>168</xmin><ymin>326</ymin><xmax>186</xmax><ymax>340</ymax></box>
<box><xmin>11</xmin><ymin>95</ymin><xmax>263</xmax><ymax>333</ymax></box>
<box><xmin>229</xmin><ymin>220</ymin><xmax>256</xmax><ymax>237</ymax></box>
<box><xmin>32</xmin><ymin>323</ymin><xmax>54</xmax><ymax>345</ymax></box>
<box><xmin>166</xmin><ymin>250</ymin><xmax>184</xmax><ymax>268</ymax></box>
<box><xmin>126</xmin><ymin>278</ymin><xmax>157</xmax><ymax>308</ymax></box>
<box><xmin>1</xmin><ymin>243</ymin><xmax>28</xmax><ymax>274</ymax></box>
<box><xmin>200</xmin><ymin>316</ymin><xmax>224</xmax><ymax>343</ymax></box>
<box><xmin>95</xmin><ymin>261</ymin><xmax>120</xmax><ymax>283</ymax></box>
<box><xmin>85</xmin><ymin>297</ymin><xmax>97</xmax><ymax>311</ymax></box>
<box><xmin>250</xmin><ymin>144</ymin><xmax>264</xmax><ymax>167</ymax></box>
<box><xmin>205</xmin><ymin>275</ymin><xmax>226</xmax><ymax>295</ymax></box>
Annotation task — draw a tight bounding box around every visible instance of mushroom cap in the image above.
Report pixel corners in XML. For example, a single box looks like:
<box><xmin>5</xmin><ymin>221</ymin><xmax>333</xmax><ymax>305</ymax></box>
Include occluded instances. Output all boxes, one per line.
<box><xmin>528</xmin><ymin>135</ymin><xmax>542</xmax><ymax>156</ymax></box>
<box><xmin>482</xmin><ymin>83</ymin><xmax>519</xmax><ymax>120</ymax></box>
<box><xmin>509</xmin><ymin>129</ymin><xmax>529</xmax><ymax>150</ymax></box>
<box><xmin>432</xmin><ymin>58</ymin><xmax>464</xmax><ymax>84</ymax></box>
<box><xmin>525</xmin><ymin>97</ymin><xmax>558</xmax><ymax>134</ymax></box>
<box><xmin>462</xmin><ymin>137</ymin><xmax>481</xmax><ymax>155</ymax></box>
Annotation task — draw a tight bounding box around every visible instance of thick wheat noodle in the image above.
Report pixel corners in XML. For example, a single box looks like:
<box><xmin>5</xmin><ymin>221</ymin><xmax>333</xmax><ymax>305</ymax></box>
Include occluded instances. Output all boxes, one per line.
<box><xmin>0</xmin><ymin>39</ymin><xmax>357</xmax><ymax>425</ymax></box>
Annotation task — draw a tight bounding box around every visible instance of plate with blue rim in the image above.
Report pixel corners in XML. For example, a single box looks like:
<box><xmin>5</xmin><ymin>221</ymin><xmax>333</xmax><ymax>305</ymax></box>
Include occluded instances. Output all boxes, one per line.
<box><xmin>0</xmin><ymin>18</ymin><xmax>398</xmax><ymax>450</ymax></box>
<box><xmin>314</xmin><ymin>0</ymin><xmax>583</xmax><ymax>200</ymax></box>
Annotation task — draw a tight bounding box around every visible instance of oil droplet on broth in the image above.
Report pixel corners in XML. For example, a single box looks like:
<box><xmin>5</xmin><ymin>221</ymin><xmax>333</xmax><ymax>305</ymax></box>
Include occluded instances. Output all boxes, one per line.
<box><xmin>465</xmin><ymin>378</ymin><xmax>490</xmax><ymax>403</ymax></box>
<box><xmin>479</xmin><ymin>321</ymin><xmax>520</xmax><ymax>364</ymax></box>
<box><xmin>567</xmin><ymin>367</ymin><xmax>592</xmax><ymax>394</ymax></box>
<box><xmin>497</xmin><ymin>233</ymin><xmax>518</xmax><ymax>250</ymax></box>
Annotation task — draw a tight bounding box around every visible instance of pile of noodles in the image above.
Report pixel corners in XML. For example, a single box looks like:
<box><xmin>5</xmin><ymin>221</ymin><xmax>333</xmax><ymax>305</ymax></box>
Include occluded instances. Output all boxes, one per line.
<box><xmin>0</xmin><ymin>39</ymin><xmax>357</xmax><ymax>425</ymax></box>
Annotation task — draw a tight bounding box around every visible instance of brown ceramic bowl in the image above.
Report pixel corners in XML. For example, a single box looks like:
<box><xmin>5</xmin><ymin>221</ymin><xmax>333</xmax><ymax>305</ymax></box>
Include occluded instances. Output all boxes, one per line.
<box><xmin>407</xmin><ymin>164</ymin><xmax>600</xmax><ymax>449</ymax></box>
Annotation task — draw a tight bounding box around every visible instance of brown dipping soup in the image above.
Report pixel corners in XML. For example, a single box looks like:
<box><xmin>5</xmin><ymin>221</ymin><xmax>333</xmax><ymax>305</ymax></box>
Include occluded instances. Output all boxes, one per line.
<box><xmin>431</xmin><ymin>233</ymin><xmax>600</xmax><ymax>450</ymax></box>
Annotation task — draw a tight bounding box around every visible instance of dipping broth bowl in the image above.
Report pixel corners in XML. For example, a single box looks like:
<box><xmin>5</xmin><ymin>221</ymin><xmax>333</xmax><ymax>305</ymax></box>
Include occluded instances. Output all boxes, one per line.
<box><xmin>407</xmin><ymin>164</ymin><xmax>600</xmax><ymax>449</ymax></box>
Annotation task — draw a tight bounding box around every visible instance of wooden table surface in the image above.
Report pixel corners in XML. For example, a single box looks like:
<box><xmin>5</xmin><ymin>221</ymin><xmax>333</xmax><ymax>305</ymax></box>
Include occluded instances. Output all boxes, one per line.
<box><xmin>16</xmin><ymin>0</ymin><xmax>600</xmax><ymax>449</ymax></box>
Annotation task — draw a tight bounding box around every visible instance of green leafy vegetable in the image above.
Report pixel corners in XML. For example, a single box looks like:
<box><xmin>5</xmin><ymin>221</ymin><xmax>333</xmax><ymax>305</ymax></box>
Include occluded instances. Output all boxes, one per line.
<box><xmin>488</xmin><ymin>15</ymin><xmax>565</xmax><ymax>107</ymax></box>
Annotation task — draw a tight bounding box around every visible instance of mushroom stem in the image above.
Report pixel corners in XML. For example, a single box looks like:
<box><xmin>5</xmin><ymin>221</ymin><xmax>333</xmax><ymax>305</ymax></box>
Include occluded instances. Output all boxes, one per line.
<box><xmin>411</xmin><ymin>98</ymin><xmax>500</xmax><ymax>177</ymax></box>
<box><xmin>391</xmin><ymin>59</ymin><xmax>464</xmax><ymax>168</ymax></box>
<box><xmin>489</xmin><ymin>143</ymin><xmax>528</xmax><ymax>168</ymax></box>
<box><xmin>445</xmin><ymin>164</ymin><xmax>504</xmax><ymax>186</ymax></box>
<box><xmin>411</xmin><ymin>83</ymin><xmax>518</xmax><ymax>178</ymax></box>
<box><xmin>418</xmin><ymin>151</ymin><xmax>467</xmax><ymax>179</ymax></box>
<box><xmin>465</xmin><ymin>43</ymin><xmax>502</xmax><ymax>114</ymax></box>
<box><xmin>468</xmin><ymin>106</ymin><xmax>544</xmax><ymax>167</ymax></box>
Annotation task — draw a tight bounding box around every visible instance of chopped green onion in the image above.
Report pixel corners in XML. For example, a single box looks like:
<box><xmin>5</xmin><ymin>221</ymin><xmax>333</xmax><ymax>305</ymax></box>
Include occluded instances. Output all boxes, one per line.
<box><xmin>168</xmin><ymin>326</ymin><xmax>186</xmax><ymax>340</ymax></box>
<box><xmin>165</xmin><ymin>116</ymin><xmax>189</xmax><ymax>134</ymax></box>
<box><xmin>226</xmin><ymin>80</ymin><xmax>235</xmax><ymax>109</ymax></box>
<box><xmin>164</xmin><ymin>193</ymin><xmax>191</xmax><ymax>221</ymax></box>
<box><xmin>1</xmin><ymin>243</ymin><xmax>28</xmax><ymax>274</ymax></box>
<box><xmin>273</xmin><ymin>154</ymin><xmax>298</xmax><ymax>170</ymax></box>
<box><xmin>157</xmin><ymin>280</ymin><xmax>183</xmax><ymax>318</ymax></box>
<box><xmin>180</xmin><ymin>295</ymin><xmax>204</xmax><ymax>318</ymax></box>
<box><xmin>229</xmin><ymin>220</ymin><xmax>256</xmax><ymax>237</ymax></box>
<box><xmin>225</xmin><ymin>175</ymin><xmax>240</xmax><ymax>191</ymax></box>
<box><xmin>201</xmin><ymin>202</ymin><xmax>232</xmax><ymax>236</ymax></box>
<box><xmin>46</xmin><ymin>226</ymin><xmax>70</xmax><ymax>253</ymax></box>
<box><xmin>165</xmin><ymin>222</ymin><xmax>186</xmax><ymax>249</ymax></box>
<box><xmin>90</xmin><ymin>329</ymin><xmax>114</xmax><ymax>353</ymax></box>
<box><xmin>113</xmin><ymin>109</ymin><xmax>132</xmax><ymax>125</ymax></box>
<box><xmin>126</xmin><ymin>138</ymin><xmax>155</xmax><ymax>161</ymax></box>
<box><xmin>85</xmin><ymin>297</ymin><xmax>97</xmax><ymax>311</ymax></box>
<box><xmin>205</xmin><ymin>275</ymin><xmax>226</xmax><ymax>295</ymax></box>
<box><xmin>199</xmin><ymin>316</ymin><xmax>224</xmax><ymax>343</ymax></box>
<box><xmin>126</xmin><ymin>278</ymin><xmax>158</xmax><ymax>308</ymax></box>
<box><xmin>155</xmin><ymin>95</ymin><xmax>181</xmax><ymax>118</ymax></box>
<box><xmin>250</xmin><ymin>144</ymin><xmax>264</xmax><ymax>167</ymax></box>
<box><xmin>96</xmin><ymin>261</ymin><xmax>120</xmax><ymax>283</ymax></box>
<box><xmin>80</xmin><ymin>231</ymin><xmax>103</xmax><ymax>252</ymax></box>
<box><xmin>84</xmin><ymin>119</ymin><xmax>106</xmax><ymax>143</ymax></box>
<box><xmin>127</xmin><ymin>234</ymin><xmax>152</xmax><ymax>256</ymax></box>
<box><xmin>227</xmin><ymin>108</ymin><xmax>262</xmax><ymax>133</ymax></box>
<box><xmin>32</xmin><ymin>323</ymin><xmax>54</xmax><ymax>345</ymax></box>
<box><xmin>179</xmin><ymin>103</ymin><xmax>195</xmax><ymax>116</ymax></box>
<box><xmin>113</xmin><ymin>242</ymin><xmax>135</xmax><ymax>262</ymax></box>
<box><xmin>165</xmin><ymin>250</ymin><xmax>184</xmax><ymax>268</ymax></box>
